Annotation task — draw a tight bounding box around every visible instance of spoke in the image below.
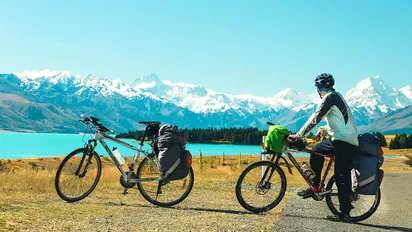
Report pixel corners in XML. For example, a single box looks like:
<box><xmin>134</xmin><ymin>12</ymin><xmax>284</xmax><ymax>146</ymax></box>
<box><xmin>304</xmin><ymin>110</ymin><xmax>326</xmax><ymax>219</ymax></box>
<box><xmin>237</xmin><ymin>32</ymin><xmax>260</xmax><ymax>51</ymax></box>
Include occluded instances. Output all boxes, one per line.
<box><xmin>58</xmin><ymin>153</ymin><xmax>99</xmax><ymax>199</ymax></box>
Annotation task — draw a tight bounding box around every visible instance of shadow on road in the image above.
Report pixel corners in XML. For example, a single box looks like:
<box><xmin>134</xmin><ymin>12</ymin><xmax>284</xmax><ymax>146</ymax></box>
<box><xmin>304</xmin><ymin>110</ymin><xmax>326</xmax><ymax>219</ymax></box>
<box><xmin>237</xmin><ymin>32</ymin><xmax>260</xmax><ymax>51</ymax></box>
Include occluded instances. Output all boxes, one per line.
<box><xmin>103</xmin><ymin>202</ymin><xmax>152</xmax><ymax>208</ymax></box>
<box><xmin>104</xmin><ymin>202</ymin><xmax>257</xmax><ymax>215</ymax></box>
<box><xmin>355</xmin><ymin>222</ymin><xmax>412</xmax><ymax>232</ymax></box>
<box><xmin>178</xmin><ymin>207</ymin><xmax>257</xmax><ymax>215</ymax></box>
<box><xmin>283</xmin><ymin>214</ymin><xmax>329</xmax><ymax>221</ymax></box>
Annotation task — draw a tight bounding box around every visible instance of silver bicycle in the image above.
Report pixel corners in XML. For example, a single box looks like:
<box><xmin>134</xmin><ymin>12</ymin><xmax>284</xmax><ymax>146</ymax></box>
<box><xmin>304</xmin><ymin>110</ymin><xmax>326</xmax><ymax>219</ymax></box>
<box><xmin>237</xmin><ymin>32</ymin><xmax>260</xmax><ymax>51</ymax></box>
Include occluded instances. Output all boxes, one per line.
<box><xmin>55</xmin><ymin>115</ymin><xmax>194</xmax><ymax>207</ymax></box>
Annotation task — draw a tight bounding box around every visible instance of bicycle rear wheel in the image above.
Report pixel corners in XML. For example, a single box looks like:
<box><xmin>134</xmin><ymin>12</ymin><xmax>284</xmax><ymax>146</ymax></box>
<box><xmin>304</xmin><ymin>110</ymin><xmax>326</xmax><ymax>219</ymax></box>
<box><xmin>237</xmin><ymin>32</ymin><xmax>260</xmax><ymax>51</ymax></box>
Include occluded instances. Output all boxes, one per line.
<box><xmin>325</xmin><ymin>175</ymin><xmax>381</xmax><ymax>222</ymax></box>
<box><xmin>55</xmin><ymin>148</ymin><xmax>102</xmax><ymax>202</ymax></box>
<box><xmin>236</xmin><ymin>161</ymin><xmax>287</xmax><ymax>213</ymax></box>
<box><xmin>136</xmin><ymin>157</ymin><xmax>194</xmax><ymax>207</ymax></box>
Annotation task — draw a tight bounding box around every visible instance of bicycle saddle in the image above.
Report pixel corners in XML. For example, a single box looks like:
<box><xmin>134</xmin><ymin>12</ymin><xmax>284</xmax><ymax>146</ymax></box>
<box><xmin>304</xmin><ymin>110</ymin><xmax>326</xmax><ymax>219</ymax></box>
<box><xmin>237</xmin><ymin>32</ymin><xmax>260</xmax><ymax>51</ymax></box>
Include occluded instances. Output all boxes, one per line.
<box><xmin>139</xmin><ymin>121</ymin><xmax>161</xmax><ymax>126</ymax></box>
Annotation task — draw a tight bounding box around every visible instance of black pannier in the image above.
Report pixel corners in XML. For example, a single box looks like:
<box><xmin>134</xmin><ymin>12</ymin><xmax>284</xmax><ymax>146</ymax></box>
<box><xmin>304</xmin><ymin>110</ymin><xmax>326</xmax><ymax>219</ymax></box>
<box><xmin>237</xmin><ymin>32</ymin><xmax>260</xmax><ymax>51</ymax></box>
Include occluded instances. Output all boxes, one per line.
<box><xmin>353</xmin><ymin>133</ymin><xmax>384</xmax><ymax>195</ymax></box>
<box><xmin>156</xmin><ymin>124</ymin><xmax>191</xmax><ymax>181</ymax></box>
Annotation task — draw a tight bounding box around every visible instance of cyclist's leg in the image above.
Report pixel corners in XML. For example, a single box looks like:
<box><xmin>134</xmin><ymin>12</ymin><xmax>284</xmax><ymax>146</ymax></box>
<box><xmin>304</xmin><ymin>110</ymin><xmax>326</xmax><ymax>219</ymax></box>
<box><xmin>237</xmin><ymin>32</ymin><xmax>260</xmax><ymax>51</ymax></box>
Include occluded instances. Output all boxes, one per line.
<box><xmin>297</xmin><ymin>153</ymin><xmax>325</xmax><ymax>197</ymax></box>
<box><xmin>298</xmin><ymin>138</ymin><xmax>334</xmax><ymax>197</ymax></box>
<box><xmin>311</xmin><ymin>138</ymin><xmax>334</xmax><ymax>187</ymax></box>
<box><xmin>333</xmin><ymin>140</ymin><xmax>356</xmax><ymax>215</ymax></box>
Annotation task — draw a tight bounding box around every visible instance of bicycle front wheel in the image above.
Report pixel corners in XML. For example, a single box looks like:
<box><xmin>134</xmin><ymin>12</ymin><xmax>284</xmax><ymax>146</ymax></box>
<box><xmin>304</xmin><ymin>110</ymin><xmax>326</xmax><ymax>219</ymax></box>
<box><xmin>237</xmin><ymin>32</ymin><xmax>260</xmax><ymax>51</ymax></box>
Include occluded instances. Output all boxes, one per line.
<box><xmin>325</xmin><ymin>175</ymin><xmax>381</xmax><ymax>222</ymax></box>
<box><xmin>136</xmin><ymin>157</ymin><xmax>194</xmax><ymax>207</ymax></box>
<box><xmin>236</xmin><ymin>161</ymin><xmax>287</xmax><ymax>213</ymax></box>
<box><xmin>55</xmin><ymin>148</ymin><xmax>102</xmax><ymax>202</ymax></box>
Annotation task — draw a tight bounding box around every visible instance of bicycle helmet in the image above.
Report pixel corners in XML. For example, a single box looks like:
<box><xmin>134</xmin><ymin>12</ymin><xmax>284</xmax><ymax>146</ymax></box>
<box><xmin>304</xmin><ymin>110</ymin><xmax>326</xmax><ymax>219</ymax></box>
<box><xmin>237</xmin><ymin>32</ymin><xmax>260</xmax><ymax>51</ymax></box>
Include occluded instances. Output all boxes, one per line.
<box><xmin>315</xmin><ymin>73</ymin><xmax>335</xmax><ymax>93</ymax></box>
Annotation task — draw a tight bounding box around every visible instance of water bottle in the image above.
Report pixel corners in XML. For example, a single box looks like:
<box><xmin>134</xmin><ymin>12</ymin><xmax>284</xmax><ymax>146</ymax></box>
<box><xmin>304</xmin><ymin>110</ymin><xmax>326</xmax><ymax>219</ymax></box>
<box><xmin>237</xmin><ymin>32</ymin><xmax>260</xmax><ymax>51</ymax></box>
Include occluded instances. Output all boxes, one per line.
<box><xmin>112</xmin><ymin>147</ymin><xmax>125</xmax><ymax>165</ymax></box>
<box><xmin>302</xmin><ymin>162</ymin><xmax>316</xmax><ymax>181</ymax></box>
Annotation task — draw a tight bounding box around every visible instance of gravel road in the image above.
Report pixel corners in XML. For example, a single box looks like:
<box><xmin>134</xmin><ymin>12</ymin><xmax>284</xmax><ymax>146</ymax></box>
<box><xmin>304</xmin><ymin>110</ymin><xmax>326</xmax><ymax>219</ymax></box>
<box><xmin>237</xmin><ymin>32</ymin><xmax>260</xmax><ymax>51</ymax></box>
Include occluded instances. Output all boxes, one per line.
<box><xmin>273</xmin><ymin>173</ymin><xmax>412</xmax><ymax>232</ymax></box>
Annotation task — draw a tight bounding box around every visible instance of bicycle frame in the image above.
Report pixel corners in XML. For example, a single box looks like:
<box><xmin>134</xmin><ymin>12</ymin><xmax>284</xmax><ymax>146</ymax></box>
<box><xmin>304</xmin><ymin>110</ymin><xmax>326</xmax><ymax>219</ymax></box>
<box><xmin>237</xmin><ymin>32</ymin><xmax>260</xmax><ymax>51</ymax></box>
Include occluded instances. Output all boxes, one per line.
<box><xmin>262</xmin><ymin>148</ymin><xmax>334</xmax><ymax>194</ymax></box>
<box><xmin>286</xmin><ymin>149</ymin><xmax>333</xmax><ymax>193</ymax></box>
<box><xmin>88</xmin><ymin>128</ymin><xmax>161</xmax><ymax>185</ymax></box>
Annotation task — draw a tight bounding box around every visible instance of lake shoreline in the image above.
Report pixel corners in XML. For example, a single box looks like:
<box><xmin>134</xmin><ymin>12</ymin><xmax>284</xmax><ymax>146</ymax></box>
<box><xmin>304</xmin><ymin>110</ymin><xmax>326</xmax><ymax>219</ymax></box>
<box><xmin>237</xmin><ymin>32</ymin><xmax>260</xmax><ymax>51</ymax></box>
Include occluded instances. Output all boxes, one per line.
<box><xmin>0</xmin><ymin>153</ymin><xmax>403</xmax><ymax>161</ymax></box>
<box><xmin>0</xmin><ymin>132</ymin><xmax>410</xmax><ymax>160</ymax></box>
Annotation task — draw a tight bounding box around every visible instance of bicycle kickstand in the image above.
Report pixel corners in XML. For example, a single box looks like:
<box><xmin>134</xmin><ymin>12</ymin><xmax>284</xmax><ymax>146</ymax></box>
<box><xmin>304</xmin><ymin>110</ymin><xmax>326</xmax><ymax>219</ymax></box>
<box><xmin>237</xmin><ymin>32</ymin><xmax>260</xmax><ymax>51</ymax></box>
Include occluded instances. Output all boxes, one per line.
<box><xmin>122</xmin><ymin>188</ymin><xmax>129</xmax><ymax>195</ymax></box>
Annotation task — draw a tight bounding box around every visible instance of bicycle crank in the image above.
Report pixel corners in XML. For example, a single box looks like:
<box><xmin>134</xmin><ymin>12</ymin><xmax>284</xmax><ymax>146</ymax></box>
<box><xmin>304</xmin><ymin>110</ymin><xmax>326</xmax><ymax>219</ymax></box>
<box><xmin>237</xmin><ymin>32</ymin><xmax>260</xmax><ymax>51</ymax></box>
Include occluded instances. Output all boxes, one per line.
<box><xmin>120</xmin><ymin>171</ymin><xmax>137</xmax><ymax>188</ymax></box>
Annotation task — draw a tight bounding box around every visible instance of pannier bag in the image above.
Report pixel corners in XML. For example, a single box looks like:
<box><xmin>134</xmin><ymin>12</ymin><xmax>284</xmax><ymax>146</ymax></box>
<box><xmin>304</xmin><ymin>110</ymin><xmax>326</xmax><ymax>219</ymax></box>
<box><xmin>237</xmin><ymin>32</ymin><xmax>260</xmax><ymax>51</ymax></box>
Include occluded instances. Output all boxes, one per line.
<box><xmin>157</xmin><ymin>124</ymin><xmax>191</xmax><ymax>181</ymax></box>
<box><xmin>264</xmin><ymin>125</ymin><xmax>290</xmax><ymax>153</ymax></box>
<box><xmin>353</xmin><ymin>133</ymin><xmax>385</xmax><ymax>195</ymax></box>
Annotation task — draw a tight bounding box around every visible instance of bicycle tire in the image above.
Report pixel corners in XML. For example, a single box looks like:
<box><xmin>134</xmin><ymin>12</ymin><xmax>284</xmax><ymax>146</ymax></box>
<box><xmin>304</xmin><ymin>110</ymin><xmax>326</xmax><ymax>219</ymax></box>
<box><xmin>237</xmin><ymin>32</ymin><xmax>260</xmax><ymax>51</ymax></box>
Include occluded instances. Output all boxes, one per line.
<box><xmin>236</xmin><ymin>161</ymin><xmax>287</xmax><ymax>213</ymax></box>
<box><xmin>55</xmin><ymin>148</ymin><xmax>102</xmax><ymax>202</ymax></box>
<box><xmin>325</xmin><ymin>175</ymin><xmax>381</xmax><ymax>222</ymax></box>
<box><xmin>136</xmin><ymin>157</ymin><xmax>194</xmax><ymax>207</ymax></box>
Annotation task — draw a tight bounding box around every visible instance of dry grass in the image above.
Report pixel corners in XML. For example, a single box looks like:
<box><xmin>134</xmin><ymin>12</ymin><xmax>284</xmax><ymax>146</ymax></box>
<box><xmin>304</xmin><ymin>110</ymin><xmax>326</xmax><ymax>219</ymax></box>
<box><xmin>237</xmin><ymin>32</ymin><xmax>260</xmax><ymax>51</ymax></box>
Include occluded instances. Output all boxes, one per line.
<box><xmin>1</xmin><ymin>151</ymin><xmax>411</xmax><ymax>231</ymax></box>
<box><xmin>0</xmin><ymin>156</ymin><xmax>291</xmax><ymax>232</ymax></box>
<box><xmin>382</xmin><ymin>147</ymin><xmax>412</xmax><ymax>157</ymax></box>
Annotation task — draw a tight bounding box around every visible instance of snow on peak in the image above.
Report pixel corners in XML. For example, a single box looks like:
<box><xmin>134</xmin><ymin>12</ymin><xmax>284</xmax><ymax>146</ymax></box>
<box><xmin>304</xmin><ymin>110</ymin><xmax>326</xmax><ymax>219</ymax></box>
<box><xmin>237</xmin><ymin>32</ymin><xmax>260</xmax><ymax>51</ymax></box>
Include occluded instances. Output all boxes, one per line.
<box><xmin>15</xmin><ymin>69</ymin><xmax>72</xmax><ymax>79</ymax></box>
<box><xmin>132</xmin><ymin>74</ymin><xmax>162</xmax><ymax>89</ymax></box>
<box><xmin>273</xmin><ymin>88</ymin><xmax>314</xmax><ymax>108</ymax></box>
<box><xmin>8</xmin><ymin>70</ymin><xmax>411</xmax><ymax>117</ymax></box>
<box><xmin>345</xmin><ymin>75</ymin><xmax>411</xmax><ymax>113</ymax></box>
<box><xmin>163</xmin><ymin>80</ymin><xmax>196</xmax><ymax>88</ymax></box>
<box><xmin>400</xmin><ymin>85</ymin><xmax>412</xmax><ymax>101</ymax></box>
<box><xmin>275</xmin><ymin>88</ymin><xmax>299</xmax><ymax>100</ymax></box>
<box><xmin>82</xmin><ymin>73</ymin><xmax>104</xmax><ymax>83</ymax></box>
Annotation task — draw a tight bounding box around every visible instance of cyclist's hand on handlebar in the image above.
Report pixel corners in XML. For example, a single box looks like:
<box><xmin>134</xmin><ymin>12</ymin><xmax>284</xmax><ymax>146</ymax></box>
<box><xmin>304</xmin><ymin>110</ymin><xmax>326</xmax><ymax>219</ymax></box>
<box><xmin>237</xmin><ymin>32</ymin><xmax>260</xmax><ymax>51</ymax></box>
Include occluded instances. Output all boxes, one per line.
<box><xmin>287</xmin><ymin>134</ymin><xmax>298</xmax><ymax>143</ymax></box>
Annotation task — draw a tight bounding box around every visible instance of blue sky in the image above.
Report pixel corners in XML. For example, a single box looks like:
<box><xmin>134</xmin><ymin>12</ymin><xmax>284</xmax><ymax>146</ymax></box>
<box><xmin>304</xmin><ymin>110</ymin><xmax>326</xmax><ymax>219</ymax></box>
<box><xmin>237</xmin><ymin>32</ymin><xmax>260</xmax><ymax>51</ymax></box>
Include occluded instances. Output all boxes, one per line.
<box><xmin>0</xmin><ymin>0</ymin><xmax>411</xmax><ymax>96</ymax></box>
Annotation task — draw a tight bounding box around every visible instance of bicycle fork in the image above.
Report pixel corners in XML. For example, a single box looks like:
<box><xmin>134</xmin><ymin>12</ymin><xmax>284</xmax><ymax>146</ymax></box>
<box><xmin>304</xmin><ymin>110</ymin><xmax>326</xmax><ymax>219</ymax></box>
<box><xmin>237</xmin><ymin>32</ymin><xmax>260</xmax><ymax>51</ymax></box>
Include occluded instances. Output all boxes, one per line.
<box><xmin>75</xmin><ymin>140</ymin><xmax>97</xmax><ymax>177</ymax></box>
<box><xmin>260</xmin><ymin>154</ymin><xmax>283</xmax><ymax>187</ymax></box>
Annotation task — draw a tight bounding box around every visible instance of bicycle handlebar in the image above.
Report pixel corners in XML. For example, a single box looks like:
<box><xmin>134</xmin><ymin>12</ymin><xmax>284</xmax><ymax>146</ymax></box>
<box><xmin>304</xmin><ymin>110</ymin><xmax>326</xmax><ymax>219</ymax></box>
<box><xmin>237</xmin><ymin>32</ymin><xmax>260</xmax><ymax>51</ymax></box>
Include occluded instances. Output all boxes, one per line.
<box><xmin>80</xmin><ymin>114</ymin><xmax>114</xmax><ymax>133</ymax></box>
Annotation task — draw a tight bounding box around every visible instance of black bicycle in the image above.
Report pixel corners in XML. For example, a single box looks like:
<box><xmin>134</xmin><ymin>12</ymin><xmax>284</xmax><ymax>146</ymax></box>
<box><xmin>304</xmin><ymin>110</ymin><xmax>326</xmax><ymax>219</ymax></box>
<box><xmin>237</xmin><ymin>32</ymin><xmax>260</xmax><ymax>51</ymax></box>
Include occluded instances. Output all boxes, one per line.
<box><xmin>235</xmin><ymin>122</ymin><xmax>381</xmax><ymax>222</ymax></box>
<box><xmin>55</xmin><ymin>115</ymin><xmax>194</xmax><ymax>207</ymax></box>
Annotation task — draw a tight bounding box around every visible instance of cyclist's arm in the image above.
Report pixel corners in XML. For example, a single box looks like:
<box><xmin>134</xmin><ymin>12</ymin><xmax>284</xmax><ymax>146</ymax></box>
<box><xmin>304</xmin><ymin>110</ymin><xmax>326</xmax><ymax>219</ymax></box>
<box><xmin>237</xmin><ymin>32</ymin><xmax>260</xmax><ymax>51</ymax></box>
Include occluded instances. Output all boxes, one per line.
<box><xmin>296</xmin><ymin>93</ymin><xmax>334</xmax><ymax>138</ymax></box>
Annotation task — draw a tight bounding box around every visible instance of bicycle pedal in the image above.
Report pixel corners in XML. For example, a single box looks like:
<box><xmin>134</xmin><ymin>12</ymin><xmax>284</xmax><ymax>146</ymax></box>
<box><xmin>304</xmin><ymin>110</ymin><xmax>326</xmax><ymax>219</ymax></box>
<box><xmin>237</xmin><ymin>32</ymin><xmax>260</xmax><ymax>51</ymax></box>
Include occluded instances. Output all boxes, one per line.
<box><xmin>122</xmin><ymin>189</ymin><xmax>129</xmax><ymax>195</ymax></box>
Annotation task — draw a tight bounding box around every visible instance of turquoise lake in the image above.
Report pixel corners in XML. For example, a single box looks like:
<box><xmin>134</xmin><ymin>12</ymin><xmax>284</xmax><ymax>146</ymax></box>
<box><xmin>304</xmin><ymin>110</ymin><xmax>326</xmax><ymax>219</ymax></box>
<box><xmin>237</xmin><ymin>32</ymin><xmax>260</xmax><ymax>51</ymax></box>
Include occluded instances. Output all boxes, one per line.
<box><xmin>0</xmin><ymin>132</ymin><xmax>396</xmax><ymax>160</ymax></box>
<box><xmin>0</xmin><ymin>132</ymin><xmax>299</xmax><ymax>159</ymax></box>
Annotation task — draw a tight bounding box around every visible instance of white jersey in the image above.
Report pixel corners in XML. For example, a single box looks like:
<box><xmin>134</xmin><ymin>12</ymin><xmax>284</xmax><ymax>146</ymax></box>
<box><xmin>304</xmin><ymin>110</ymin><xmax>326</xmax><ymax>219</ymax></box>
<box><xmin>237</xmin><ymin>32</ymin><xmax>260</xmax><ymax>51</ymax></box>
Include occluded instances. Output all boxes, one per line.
<box><xmin>296</xmin><ymin>91</ymin><xmax>359</xmax><ymax>147</ymax></box>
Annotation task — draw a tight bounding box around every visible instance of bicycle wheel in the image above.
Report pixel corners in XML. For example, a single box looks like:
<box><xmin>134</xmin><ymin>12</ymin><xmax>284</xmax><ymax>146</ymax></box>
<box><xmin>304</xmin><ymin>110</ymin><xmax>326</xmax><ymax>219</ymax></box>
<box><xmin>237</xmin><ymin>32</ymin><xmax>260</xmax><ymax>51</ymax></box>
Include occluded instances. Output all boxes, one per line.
<box><xmin>325</xmin><ymin>175</ymin><xmax>381</xmax><ymax>222</ymax></box>
<box><xmin>55</xmin><ymin>148</ymin><xmax>102</xmax><ymax>202</ymax></box>
<box><xmin>236</xmin><ymin>161</ymin><xmax>287</xmax><ymax>213</ymax></box>
<box><xmin>136</xmin><ymin>157</ymin><xmax>194</xmax><ymax>207</ymax></box>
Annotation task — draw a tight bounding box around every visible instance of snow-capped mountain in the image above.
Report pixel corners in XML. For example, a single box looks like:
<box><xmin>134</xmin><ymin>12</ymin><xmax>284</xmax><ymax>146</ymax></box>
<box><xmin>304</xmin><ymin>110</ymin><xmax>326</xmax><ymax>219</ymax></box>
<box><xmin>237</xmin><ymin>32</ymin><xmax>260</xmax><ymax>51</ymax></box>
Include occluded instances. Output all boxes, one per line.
<box><xmin>0</xmin><ymin>70</ymin><xmax>411</xmax><ymax>133</ymax></box>
<box><xmin>131</xmin><ymin>75</ymin><xmax>316</xmax><ymax>114</ymax></box>
<box><xmin>345</xmin><ymin>75</ymin><xmax>411</xmax><ymax>116</ymax></box>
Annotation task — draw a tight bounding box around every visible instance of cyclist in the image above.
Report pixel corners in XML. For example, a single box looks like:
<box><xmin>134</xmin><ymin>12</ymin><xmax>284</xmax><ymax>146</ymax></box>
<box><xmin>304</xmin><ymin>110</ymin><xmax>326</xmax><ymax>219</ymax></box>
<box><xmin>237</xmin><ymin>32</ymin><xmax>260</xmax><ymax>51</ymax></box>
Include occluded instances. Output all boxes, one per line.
<box><xmin>287</xmin><ymin>73</ymin><xmax>358</xmax><ymax>222</ymax></box>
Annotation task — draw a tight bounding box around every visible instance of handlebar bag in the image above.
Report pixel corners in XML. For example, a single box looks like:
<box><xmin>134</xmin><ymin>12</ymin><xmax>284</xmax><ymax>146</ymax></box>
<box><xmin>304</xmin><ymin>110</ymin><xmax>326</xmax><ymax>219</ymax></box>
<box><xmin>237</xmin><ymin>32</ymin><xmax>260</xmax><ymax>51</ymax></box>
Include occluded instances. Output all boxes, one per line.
<box><xmin>264</xmin><ymin>125</ymin><xmax>290</xmax><ymax>153</ymax></box>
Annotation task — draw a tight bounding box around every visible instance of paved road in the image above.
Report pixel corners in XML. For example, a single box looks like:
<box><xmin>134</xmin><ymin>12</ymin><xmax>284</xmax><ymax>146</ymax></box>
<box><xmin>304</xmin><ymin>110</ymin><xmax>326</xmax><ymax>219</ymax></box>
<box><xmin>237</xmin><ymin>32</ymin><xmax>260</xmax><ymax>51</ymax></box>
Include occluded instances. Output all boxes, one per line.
<box><xmin>273</xmin><ymin>173</ymin><xmax>412</xmax><ymax>232</ymax></box>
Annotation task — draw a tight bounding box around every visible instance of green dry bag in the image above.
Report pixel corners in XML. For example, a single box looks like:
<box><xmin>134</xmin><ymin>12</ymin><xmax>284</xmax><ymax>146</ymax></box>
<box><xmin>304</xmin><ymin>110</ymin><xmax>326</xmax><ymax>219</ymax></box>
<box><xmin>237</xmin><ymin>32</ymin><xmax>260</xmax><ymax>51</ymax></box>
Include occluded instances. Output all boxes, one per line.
<box><xmin>264</xmin><ymin>125</ymin><xmax>290</xmax><ymax>153</ymax></box>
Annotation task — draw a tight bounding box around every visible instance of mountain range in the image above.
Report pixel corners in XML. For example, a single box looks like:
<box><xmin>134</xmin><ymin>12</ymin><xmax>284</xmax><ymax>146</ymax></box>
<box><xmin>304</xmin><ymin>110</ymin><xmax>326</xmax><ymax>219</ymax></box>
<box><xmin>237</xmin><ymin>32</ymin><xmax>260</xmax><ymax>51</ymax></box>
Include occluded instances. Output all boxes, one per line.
<box><xmin>0</xmin><ymin>70</ymin><xmax>411</xmax><ymax>134</ymax></box>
